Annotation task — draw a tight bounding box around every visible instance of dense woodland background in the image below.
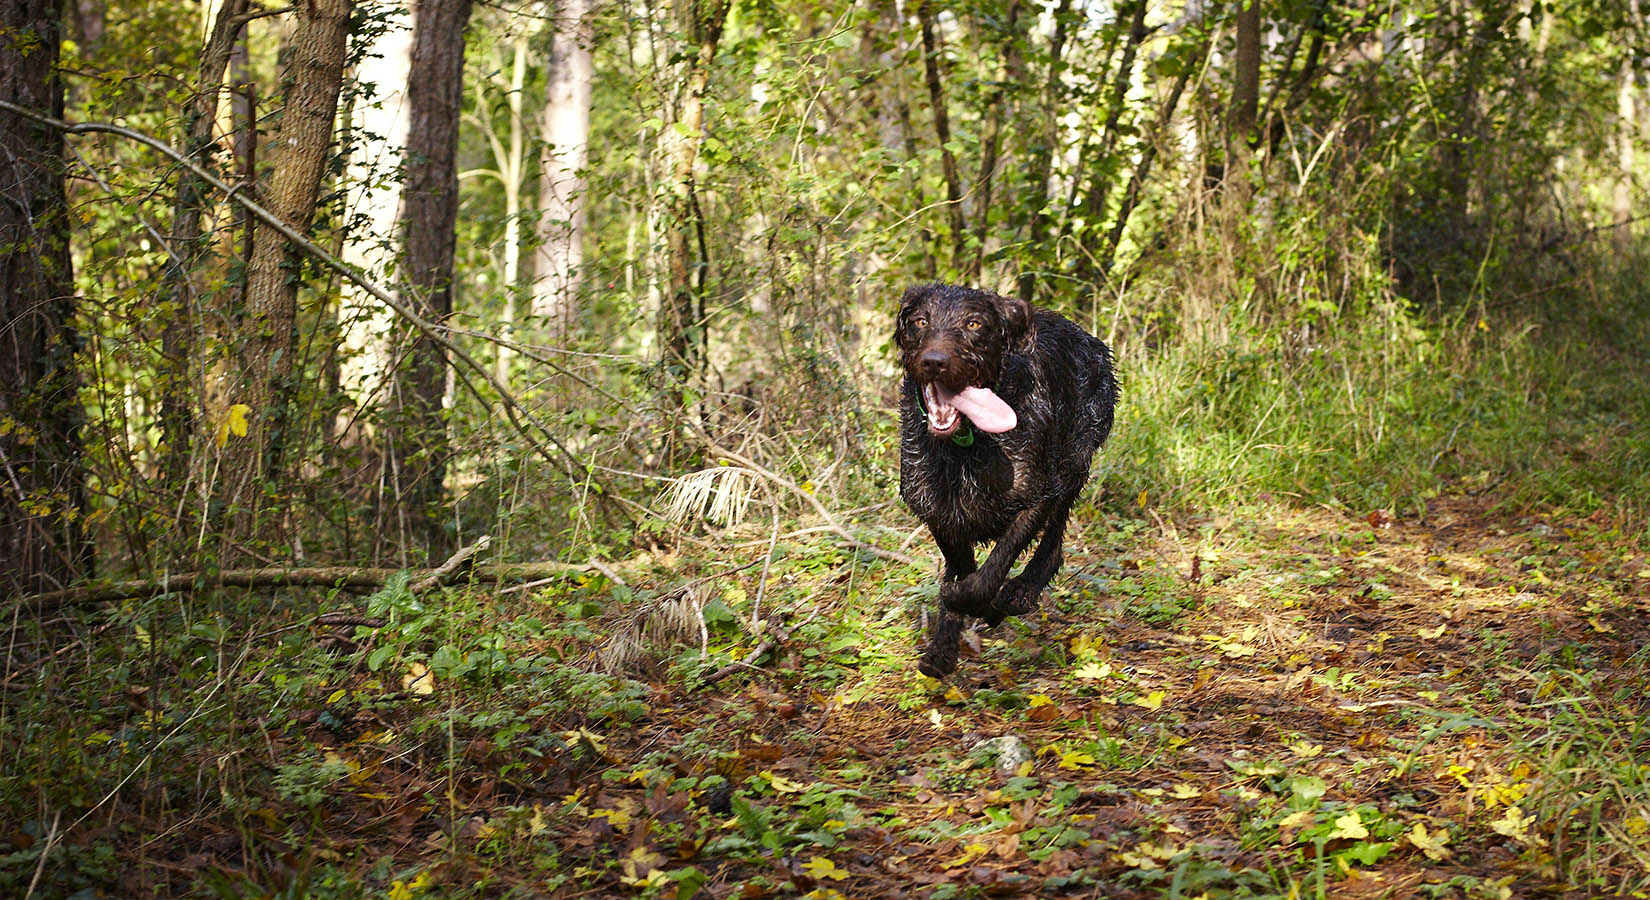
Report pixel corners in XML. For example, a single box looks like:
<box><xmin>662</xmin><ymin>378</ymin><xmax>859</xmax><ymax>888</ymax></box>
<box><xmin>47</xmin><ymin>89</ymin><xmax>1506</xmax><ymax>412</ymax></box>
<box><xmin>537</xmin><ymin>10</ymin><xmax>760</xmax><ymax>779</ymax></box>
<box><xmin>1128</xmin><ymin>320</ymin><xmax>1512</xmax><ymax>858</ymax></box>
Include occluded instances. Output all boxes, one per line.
<box><xmin>3</xmin><ymin>0</ymin><xmax>1649</xmax><ymax>896</ymax></box>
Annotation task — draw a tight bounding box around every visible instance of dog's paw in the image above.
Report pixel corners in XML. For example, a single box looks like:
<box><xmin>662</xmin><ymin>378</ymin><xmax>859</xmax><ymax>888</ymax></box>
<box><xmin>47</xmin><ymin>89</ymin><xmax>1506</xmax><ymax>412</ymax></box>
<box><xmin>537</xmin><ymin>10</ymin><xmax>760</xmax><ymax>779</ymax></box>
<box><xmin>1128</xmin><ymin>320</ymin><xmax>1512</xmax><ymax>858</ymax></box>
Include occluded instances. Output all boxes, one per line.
<box><xmin>996</xmin><ymin>579</ymin><xmax>1043</xmax><ymax>616</ymax></box>
<box><xmin>918</xmin><ymin>609</ymin><xmax>965</xmax><ymax>678</ymax></box>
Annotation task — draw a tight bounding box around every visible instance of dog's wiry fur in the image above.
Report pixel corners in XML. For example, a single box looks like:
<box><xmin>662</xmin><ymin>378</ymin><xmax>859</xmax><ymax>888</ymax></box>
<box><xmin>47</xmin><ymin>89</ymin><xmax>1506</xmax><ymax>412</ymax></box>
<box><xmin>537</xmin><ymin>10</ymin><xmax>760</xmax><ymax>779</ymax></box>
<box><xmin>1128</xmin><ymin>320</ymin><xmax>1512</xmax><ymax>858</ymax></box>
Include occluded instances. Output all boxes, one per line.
<box><xmin>895</xmin><ymin>283</ymin><xmax>1117</xmax><ymax>678</ymax></box>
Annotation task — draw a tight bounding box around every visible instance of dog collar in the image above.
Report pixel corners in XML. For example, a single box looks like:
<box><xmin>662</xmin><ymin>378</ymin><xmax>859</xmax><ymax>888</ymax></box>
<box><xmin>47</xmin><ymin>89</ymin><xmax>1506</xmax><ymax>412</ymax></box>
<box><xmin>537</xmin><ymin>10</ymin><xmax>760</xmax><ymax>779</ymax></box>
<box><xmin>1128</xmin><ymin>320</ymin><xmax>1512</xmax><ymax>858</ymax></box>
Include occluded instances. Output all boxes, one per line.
<box><xmin>950</xmin><ymin>423</ymin><xmax>975</xmax><ymax>447</ymax></box>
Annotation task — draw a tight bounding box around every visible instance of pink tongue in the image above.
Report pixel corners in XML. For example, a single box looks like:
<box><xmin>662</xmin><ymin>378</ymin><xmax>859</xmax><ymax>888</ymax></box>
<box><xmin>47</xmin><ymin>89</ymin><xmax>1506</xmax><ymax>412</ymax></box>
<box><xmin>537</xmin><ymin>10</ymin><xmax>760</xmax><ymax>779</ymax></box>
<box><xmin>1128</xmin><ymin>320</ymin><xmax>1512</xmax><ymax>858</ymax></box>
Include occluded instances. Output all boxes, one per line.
<box><xmin>938</xmin><ymin>386</ymin><xmax>1017</xmax><ymax>433</ymax></box>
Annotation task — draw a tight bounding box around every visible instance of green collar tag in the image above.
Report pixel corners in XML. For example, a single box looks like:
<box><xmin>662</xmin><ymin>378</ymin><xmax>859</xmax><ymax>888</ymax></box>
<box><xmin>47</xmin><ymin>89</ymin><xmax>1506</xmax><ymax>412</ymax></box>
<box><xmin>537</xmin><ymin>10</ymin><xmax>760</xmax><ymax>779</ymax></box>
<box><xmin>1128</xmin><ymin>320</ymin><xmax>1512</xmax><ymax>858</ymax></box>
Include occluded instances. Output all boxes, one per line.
<box><xmin>950</xmin><ymin>423</ymin><xmax>975</xmax><ymax>447</ymax></box>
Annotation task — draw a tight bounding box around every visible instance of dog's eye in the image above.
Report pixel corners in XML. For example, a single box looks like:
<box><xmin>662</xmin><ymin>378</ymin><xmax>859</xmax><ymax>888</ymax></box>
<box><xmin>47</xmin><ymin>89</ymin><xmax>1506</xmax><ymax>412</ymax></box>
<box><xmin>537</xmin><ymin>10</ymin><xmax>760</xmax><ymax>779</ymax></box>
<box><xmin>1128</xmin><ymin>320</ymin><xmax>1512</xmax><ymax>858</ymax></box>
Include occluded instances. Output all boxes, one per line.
<box><xmin>965</xmin><ymin>319</ymin><xmax>983</xmax><ymax>330</ymax></box>
<box><xmin>912</xmin><ymin>317</ymin><xmax>928</xmax><ymax>329</ymax></box>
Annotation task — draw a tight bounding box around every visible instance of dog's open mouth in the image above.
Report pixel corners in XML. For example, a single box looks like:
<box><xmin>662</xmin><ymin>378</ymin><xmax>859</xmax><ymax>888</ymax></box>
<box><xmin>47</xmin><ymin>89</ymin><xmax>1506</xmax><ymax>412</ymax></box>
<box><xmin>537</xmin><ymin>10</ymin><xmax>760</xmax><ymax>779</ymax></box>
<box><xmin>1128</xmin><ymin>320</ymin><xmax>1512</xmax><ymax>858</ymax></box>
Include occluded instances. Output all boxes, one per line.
<box><xmin>921</xmin><ymin>383</ymin><xmax>1017</xmax><ymax>438</ymax></box>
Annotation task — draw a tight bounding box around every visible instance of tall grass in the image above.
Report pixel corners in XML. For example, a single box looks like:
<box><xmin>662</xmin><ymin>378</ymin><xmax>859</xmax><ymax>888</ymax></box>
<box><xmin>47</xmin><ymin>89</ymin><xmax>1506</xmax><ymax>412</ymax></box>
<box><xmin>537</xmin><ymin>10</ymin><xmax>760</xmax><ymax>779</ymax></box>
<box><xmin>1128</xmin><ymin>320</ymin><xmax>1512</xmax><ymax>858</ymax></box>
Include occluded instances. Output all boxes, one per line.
<box><xmin>1086</xmin><ymin>225</ymin><xmax>1650</xmax><ymax>533</ymax></box>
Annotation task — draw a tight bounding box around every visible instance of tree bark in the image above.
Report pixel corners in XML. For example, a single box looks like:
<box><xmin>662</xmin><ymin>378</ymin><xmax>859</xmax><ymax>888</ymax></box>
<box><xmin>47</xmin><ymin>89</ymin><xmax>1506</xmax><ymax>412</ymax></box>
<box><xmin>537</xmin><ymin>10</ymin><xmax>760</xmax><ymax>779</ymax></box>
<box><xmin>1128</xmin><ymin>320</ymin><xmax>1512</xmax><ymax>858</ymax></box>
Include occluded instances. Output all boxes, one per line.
<box><xmin>221</xmin><ymin>0</ymin><xmax>351</xmax><ymax>543</ymax></box>
<box><xmin>969</xmin><ymin>0</ymin><xmax>1024</xmax><ymax>281</ymax></box>
<box><xmin>1015</xmin><ymin>0</ymin><xmax>1073</xmax><ymax>303</ymax></box>
<box><xmin>159</xmin><ymin>0</ymin><xmax>251</xmax><ymax>490</ymax></box>
<box><xmin>1</xmin><ymin>0</ymin><xmax>86</xmax><ymax>595</ymax></box>
<box><xmin>337</xmin><ymin>1</ymin><xmax>415</xmax><ymax>440</ymax></box>
<box><xmin>1069</xmin><ymin>0</ymin><xmax>1149</xmax><ymax>287</ymax></box>
<box><xmin>917</xmin><ymin>0</ymin><xmax>967</xmax><ymax>271</ymax></box>
<box><xmin>533</xmin><ymin>0</ymin><xmax>596</xmax><ymax>337</ymax></box>
<box><xmin>1227</xmin><ymin>0</ymin><xmax>1261</xmax><ymax>150</ymax></box>
<box><xmin>392</xmin><ymin>0</ymin><xmax>475</xmax><ymax>562</ymax></box>
<box><xmin>659</xmin><ymin>0</ymin><xmax>730</xmax><ymax>396</ymax></box>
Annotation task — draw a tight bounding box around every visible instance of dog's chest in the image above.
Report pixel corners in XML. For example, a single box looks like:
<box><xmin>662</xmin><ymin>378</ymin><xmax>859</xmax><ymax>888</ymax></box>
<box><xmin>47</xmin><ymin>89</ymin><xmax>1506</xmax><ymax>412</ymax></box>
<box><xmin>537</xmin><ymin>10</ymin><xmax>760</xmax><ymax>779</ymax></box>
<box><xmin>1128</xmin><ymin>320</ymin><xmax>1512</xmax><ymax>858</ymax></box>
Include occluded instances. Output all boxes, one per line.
<box><xmin>898</xmin><ymin>425</ymin><xmax>1031</xmax><ymax>539</ymax></box>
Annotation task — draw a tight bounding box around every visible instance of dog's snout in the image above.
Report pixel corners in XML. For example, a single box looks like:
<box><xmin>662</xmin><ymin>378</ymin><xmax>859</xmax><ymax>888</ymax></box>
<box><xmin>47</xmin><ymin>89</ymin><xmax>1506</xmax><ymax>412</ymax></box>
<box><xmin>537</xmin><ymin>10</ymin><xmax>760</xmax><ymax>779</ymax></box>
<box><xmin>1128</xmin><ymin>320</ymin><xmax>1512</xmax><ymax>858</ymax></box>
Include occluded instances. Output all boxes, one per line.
<box><xmin>918</xmin><ymin>350</ymin><xmax>950</xmax><ymax>377</ymax></box>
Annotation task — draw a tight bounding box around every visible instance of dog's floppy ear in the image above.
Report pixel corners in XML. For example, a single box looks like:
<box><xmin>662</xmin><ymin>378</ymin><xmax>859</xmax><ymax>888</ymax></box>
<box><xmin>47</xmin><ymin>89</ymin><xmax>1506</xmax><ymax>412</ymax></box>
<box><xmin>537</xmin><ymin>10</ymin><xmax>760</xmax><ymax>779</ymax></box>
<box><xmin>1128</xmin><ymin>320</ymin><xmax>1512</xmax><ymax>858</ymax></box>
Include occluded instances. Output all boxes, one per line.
<box><xmin>996</xmin><ymin>295</ymin><xmax>1034</xmax><ymax>352</ymax></box>
<box><xmin>895</xmin><ymin>284</ymin><xmax>933</xmax><ymax>349</ymax></box>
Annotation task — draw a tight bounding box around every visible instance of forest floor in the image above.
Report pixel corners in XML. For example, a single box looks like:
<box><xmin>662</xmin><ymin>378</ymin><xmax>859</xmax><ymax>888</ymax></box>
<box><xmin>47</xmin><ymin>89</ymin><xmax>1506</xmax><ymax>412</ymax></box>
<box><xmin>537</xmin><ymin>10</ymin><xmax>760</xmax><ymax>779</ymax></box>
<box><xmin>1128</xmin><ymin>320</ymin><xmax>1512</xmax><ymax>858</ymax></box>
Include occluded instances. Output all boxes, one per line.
<box><xmin>11</xmin><ymin>489</ymin><xmax>1650</xmax><ymax>899</ymax></box>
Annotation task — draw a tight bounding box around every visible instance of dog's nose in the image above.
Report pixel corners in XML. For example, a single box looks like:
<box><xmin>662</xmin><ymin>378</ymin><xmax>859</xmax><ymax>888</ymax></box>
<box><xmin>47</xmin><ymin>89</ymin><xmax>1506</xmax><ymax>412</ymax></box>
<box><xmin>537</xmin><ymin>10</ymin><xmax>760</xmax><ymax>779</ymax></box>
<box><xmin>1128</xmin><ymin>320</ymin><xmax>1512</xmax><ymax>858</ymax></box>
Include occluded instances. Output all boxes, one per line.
<box><xmin>919</xmin><ymin>350</ymin><xmax>950</xmax><ymax>376</ymax></box>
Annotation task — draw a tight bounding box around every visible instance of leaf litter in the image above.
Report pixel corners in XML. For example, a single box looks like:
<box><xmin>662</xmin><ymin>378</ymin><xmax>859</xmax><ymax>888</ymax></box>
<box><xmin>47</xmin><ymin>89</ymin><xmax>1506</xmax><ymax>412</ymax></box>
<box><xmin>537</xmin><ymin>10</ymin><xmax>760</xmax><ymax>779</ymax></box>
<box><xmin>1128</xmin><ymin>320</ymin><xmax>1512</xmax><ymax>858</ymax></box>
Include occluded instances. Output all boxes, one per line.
<box><xmin>38</xmin><ymin>493</ymin><xmax>1650</xmax><ymax>898</ymax></box>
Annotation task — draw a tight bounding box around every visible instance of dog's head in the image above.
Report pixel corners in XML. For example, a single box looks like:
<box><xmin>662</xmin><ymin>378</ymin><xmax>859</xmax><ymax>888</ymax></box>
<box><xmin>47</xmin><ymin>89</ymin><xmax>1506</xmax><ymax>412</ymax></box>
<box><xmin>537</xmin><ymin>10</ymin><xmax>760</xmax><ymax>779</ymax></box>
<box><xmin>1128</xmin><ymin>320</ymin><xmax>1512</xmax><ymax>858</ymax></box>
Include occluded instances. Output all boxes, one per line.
<box><xmin>894</xmin><ymin>284</ymin><xmax>1032</xmax><ymax>438</ymax></box>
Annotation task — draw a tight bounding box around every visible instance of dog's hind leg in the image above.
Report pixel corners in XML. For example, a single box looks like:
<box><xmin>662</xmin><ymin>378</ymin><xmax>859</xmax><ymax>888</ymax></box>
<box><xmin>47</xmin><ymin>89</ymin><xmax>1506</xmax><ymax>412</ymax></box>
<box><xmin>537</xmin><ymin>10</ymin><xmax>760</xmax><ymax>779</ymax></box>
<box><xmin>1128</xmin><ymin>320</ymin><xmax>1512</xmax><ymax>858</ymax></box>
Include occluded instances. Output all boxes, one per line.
<box><xmin>987</xmin><ymin>484</ymin><xmax>1084</xmax><ymax>625</ymax></box>
<box><xmin>940</xmin><ymin>507</ymin><xmax>1048</xmax><ymax>619</ymax></box>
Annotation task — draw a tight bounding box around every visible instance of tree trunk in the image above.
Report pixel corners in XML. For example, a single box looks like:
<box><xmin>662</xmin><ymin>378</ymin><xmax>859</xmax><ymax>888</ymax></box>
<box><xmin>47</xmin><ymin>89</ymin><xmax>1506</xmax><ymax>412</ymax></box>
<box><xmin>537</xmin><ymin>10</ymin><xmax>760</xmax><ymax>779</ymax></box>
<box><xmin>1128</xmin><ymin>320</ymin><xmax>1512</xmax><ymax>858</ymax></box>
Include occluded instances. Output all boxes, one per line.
<box><xmin>1</xmin><ymin>0</ymin><xmax>87</xmax><ymax>595</ymax></box>
<box><xmin>659</xmin><ymin>0</ymin><xmax>730</xmax><ymax>396</ymax></box>
<box><xmin>220</xmin><ymin>0</ymin><xmax>351</xmax><ymax>544</ymax></box>
<box><xmin>969</xmin><ymin>0</ymin><xmax>1024</xmax><ymax>282</ymax></box>
<box><xmin>392</xmin><ymin>0</ymin><xmax>475</xmax><ymax>562</ymax></box>
<box><xmin>337</xmin><ymin>1</ymin><xmax>414</xmax><ymax>439</ymax></box>
<box><xmin>1615</xmin><ymin>54</ymin><xmax>1636</xmax><ymax>249</ymax></box>
<box><xmin>1069</xmin><ymin>0</ymin><xmax>1149</xmax><ymax>288</ymax></box>
<box><xmin>917</xmin><ymin>0</ymin><xmax>967</xmax><ymax>272</ymax></box>
<box><xmin>1227</xmin><ymin>0</ymin><xmax>1261</xmax><ymax>151</ymax></box>
<box><xmin>496</xmin><ymin>26</ymin><xmax>531</xmax><ymax>383</ymax></box>
<box><xmin>532</xmin><ymin>0</ymin><xmax>595</xmax><ymax>337</ymax></box>
<box><xmin>159</xmin><ymin>0</ymin><xmax>250</xmax><ymax>492</ymax></box>
<box><xmin>1015</xmin><ymin>0</ymin><xmax>1073</xmax><ymax>303</ymax></box>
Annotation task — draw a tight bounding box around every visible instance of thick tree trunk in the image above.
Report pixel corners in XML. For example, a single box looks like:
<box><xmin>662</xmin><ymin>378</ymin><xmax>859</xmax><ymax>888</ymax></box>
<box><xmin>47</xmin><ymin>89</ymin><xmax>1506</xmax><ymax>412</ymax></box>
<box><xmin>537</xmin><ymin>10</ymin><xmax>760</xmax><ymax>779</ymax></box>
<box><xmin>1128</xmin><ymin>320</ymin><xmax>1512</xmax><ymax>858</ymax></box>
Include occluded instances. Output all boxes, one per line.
<box><xmin>392</xmin><ymin>0</ymin><xmax>475</xmax><ymax>561</ymax></box>
<box><xmin>1</xmin><ymin>0</ymin><xmax>87</xmax><ymax>595</ymax></box>
<box><xmin>659</xmin><ymin>0</ymin><xmax>730</xmax><ymax>395</ymax></box>
<box><xmin>337</xmin><ymin>1</ymin><xmax>414</xmax><ymax>438</ymax></box>
<box><xmin>532</xmin><ymin>0</ymin><xmax>595</xmax><ymax>337</ymax></box>
<box><xmin>220</xmin><ymin>0</ymin><xmax>351</xmax><ymax>544</ymax></box>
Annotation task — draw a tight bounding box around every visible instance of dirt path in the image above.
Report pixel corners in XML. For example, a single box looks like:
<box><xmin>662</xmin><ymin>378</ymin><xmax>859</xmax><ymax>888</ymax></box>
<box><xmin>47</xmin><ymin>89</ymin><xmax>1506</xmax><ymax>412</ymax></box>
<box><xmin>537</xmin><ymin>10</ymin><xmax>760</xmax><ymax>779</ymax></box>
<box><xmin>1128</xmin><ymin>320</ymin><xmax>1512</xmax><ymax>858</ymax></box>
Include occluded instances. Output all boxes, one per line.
<box><xmin>524</xmin><ymin>496</ymin><xmax>1648</xmax><ymax>898</ymax></box>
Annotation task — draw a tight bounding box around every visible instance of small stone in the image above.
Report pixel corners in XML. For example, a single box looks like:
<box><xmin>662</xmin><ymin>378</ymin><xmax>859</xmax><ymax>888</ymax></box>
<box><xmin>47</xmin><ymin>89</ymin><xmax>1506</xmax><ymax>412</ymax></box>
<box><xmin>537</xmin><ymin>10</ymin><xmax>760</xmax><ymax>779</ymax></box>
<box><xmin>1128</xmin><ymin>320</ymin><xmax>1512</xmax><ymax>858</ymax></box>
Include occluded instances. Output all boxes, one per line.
<box><xmin>970</xmin><ymin>734</ymin><xmax>1033</xmax><ymax>775</ymax></box>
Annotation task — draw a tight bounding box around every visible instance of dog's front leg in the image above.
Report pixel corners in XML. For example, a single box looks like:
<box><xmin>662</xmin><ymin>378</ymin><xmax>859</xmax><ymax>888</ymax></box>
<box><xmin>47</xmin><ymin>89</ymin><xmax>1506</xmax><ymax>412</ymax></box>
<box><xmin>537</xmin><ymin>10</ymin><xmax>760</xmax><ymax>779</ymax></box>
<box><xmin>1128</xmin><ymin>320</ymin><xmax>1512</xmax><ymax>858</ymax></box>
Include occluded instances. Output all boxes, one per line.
<box><xmin>939</xmin><ymin>506</ymin><xmax>1047</xmax><ymax>619</ymax></box>
<box><xmin>918</xmin><ymin>535</ymin><xmax>977</xmax><ymax>678</ymax></box>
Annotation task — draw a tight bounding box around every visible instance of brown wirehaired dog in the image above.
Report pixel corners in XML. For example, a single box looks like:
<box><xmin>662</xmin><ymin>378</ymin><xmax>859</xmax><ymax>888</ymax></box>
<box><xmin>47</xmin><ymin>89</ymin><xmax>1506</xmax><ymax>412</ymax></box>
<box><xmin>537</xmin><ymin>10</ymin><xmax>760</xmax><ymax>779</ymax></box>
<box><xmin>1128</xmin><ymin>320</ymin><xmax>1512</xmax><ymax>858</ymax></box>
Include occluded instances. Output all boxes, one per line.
<box><xmin>895</xmin><ymin>283</ymin><xmax>1117</xmax><ymax>678</ymax></box>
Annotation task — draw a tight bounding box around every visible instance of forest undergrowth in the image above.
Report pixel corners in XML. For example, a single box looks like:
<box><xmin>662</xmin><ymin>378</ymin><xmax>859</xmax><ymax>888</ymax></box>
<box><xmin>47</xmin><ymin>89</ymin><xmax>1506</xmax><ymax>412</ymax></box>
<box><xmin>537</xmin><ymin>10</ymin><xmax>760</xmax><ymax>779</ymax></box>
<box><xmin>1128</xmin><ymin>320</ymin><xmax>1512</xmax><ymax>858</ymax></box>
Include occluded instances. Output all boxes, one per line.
<box><xmin>4</xmin><ymin>256</ymin><xmax>1649</xmax><ymax>899</ymax></box>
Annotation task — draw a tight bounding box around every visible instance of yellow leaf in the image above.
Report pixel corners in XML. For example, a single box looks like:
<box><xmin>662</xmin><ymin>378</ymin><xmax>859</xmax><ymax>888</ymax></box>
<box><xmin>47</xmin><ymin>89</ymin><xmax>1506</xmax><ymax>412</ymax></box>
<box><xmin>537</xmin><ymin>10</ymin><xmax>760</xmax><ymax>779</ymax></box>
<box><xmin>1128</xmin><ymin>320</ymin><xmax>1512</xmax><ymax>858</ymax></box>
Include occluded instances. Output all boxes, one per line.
<box><xmin>1490</xmin><ymin>806</ymin><xmax>1538</xmax><ymax>843</ymax></box>
<box><xmin>1279</xmin><ymin>809</ymin><xmax>1316</xmax><ymax>831</ymax></box>
<box><xmin>1058</xmin><ymin>750</ymin><xmax>1097</xmax><ymax>770</ymax></box>
<box><xmin>765</xmin><ymin>772</ymin><xmax>807</xmax><ymax>794</ymax></box>
<box><xmin>943</xmin><ymin>685</ymin><xmax>968</xmax><ymax>703</ymax></box>
<box><xmin>944</xmin><ymin>842</ymin><xmax>991</xmax><ymax>868</ymax></box>
<box><xmin>1136</xmin><ymin>488</ymin><xmax>1149</xmax><ymax>508</ymax></box>
<box><xmin>1408</xmin><ymin>822</ymin><xmax>1452</xmax><ymax>860</ymax></box>
<box><xmin>402</xmin><ymin>662</ymin><xmax>435</xmax><ymax>695</ymax></box>
<box><xmin>1328</xmin><ymin>811</ymin><xmax>1369</xmax><ymax>841</ymax></box>
<box><xmin>1588</xmin><ymin>616</ymin><xmax>1615</xmax><ymax>634</ymax></box>
<box><xmin>1131</xmin><ymin>690</ymin><xmax>1165</xmax><ymax>710</ymax></box>
<box><xmin>1288</xmin><ymin>741</ymin><xmax>1323</xmax><ymax>758</ymax></box>
<box><xmin>1418</xmin><ymin>624</ymin><xmax>1447</xmax><ymax>640</ymax></box>
<box><xmin>215</xmin><ymin>403</ymin><xmax>251</xmax><ymax>448</ymax></box>
<box><xmin>802</xmin><ymin>856</ymin><xmax>849</xmax><ymax>881</ymax></box>
<box><xmin>1073</xmin><ymin>661</ymin><xmax>1112</xmax><ymax>680</ymax></box>
<box><xmin>1015</xmin><ymin>760</ymin><xmax>1034</xmax><ymax>778</ymax></box>
<box><xmin>588</xmin><ymin>806</ymin><xmax>632</xmax><ymax>830</ymax></box>
<box><xmin>1028</xmin><ymin>693</ymin><xmax>1055</xmax><ymax>708</ymax></box>
<box><xmin>1171</xmin><ymin>783</ymin><xmax>1200</xmax><ymax>799</ymax></box>
<box><xmin>927</xmin><ymin>708</ymin><xmax>945</xmax><ymax>729</ymax></box>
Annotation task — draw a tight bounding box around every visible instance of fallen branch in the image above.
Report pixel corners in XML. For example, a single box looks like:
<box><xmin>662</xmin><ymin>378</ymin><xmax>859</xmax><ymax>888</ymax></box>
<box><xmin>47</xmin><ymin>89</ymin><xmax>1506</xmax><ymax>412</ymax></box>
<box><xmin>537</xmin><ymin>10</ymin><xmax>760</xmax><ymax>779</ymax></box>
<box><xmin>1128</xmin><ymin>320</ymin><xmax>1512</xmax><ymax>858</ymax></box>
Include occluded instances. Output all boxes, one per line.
<box><xmin>22</xmin><ymin>556</ymin><xmax>632</xmax><ymax>611</ymax></box>
<box><xmin>410</xmin><ymin>535</ymin><xmax>492</xmax><ymax>593</ymax></box>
